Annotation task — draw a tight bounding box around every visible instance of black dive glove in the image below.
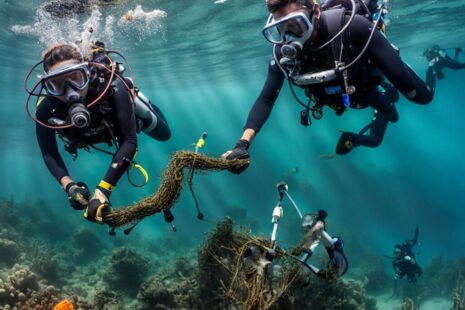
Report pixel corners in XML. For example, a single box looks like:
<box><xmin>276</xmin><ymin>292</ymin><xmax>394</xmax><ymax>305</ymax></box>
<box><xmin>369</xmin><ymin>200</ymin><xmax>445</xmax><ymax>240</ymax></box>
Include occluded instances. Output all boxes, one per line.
<box><xmin>66</xmin><ymin>182</ymin><xmax>91</xmax><ymax>210</ymax></box>
<box><xmin>226</xmin><ymin>139</ymin><xmax>250</xmax><ymax>174</ymax></box>
<box><xmin>85</xmin><ymin>187</ymin><xmax>112</xmax><ymax>223</ymax></box>
<box><xmin>226</xmin><ymin>139</ymin><xmax>250</xmax><ymax>160</ymax></box>
<box><xmin>316</xmin><ymin>210</ymin><xmax>328</xmax><ymax>222</ymax></box>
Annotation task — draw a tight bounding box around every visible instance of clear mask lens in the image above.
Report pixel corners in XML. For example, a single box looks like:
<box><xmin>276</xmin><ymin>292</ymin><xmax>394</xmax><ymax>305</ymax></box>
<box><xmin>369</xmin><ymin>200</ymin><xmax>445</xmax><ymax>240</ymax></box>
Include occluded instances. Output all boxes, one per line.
<box><xmin>43</xmin><ymin>63</ymin><xmax>89</xmax><ymax>96</ymax></box>
<box><xmin>263</xmin><ymin>12</ymin><xmax>313</xmax><ymax>44</ymax></box>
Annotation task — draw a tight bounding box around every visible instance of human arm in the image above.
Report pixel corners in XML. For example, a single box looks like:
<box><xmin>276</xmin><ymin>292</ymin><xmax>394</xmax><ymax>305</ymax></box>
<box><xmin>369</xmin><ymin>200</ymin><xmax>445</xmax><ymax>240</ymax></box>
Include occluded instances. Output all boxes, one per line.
<box><xmin>349</xmin><ymin>15</ymin><xmax>434</xmax><ymax>104</ymax></box>
<box><xmin>36</xmin><ymin>101</ymin><xmax>90</xmax><ymax>209</ymax></box>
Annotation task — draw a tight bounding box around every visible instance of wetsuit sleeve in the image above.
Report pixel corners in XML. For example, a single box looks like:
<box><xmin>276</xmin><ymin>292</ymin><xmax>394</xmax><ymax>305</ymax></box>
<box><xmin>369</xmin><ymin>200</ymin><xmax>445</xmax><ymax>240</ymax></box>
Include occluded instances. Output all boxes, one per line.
<box><xmin>349</xmin><ymin>15</ymin><xmax>434</xmax><ymax>104</ymax></box>
<box><xmin>103</xmin><ymin>79</ymin><xmax>138</xmax><ymax>186</ymax></box>
<box><xmin>244</xmin><ymin>61</ymin><xmax>285</xmax><ymax>133</ymax></box>
<box><xmin>35</xmin><ymin>100</ymin><xmax>69</xmax><ymax>182</ymax></box>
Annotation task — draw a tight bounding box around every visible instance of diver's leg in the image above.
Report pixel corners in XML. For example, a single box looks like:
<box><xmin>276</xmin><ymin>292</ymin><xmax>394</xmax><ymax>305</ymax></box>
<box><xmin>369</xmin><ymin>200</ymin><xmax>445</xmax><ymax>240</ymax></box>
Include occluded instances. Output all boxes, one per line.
<box><xmin>336</xmin><ymin>91</ymin><xmax>397</xmax><ymax>154</ymax></box>
<box><xmin>443</xmin><ymin>58</ymin><xmax>465</xmax><ymax>70</ymax></box>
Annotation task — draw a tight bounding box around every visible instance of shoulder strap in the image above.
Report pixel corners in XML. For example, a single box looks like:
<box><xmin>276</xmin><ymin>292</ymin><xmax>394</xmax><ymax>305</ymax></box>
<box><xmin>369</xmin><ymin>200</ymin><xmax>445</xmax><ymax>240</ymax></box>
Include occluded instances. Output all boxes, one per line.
<box><xmin>321</xmin><ymin>8</ymin><xmax>348</xmax><ymax>64</ymax></box>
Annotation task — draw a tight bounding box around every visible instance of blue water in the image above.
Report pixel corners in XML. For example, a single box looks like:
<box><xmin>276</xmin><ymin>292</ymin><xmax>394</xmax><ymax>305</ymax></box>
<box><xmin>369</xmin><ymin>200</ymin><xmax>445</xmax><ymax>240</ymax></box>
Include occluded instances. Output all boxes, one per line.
<box><xmin>0</xmin><ymin>0</ymin><xmax>464</xmax><ymax>307</ymax></box>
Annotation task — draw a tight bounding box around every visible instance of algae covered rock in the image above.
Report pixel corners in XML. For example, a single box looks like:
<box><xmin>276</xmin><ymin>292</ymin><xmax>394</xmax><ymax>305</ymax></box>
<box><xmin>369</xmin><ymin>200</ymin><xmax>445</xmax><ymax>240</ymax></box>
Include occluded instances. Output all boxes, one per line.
<box><xmin>103</xmin><ymin>247</ymin><xmax>150</xmax><ymax>296</ymax></box>
<box><xmin>0</xmin><ymin>239</ymin><xmax>20</xmax><ymax>267</ymax></box>
<box><xmin>92</xmin><ymin>288</ymin><xmax>125</xmax><ymax>310</ymax></box>
<box><xmin>137</xmin><ymin>275</ymin><xmax>176</xmax><ymax>310</ymax></box>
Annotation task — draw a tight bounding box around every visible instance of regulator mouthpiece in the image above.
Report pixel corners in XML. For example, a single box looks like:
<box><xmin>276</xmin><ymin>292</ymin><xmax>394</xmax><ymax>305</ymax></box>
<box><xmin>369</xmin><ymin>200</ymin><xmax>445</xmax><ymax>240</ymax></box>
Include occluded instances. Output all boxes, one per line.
<box><xmin>281</xmin><ymin>41</ymin><xmax>303</xmax><ymax>59</ymax></box>
<box><xmin>69</xmin><ymin>103</ymin><xmax>90</xmax><ymax>128</ymax></box>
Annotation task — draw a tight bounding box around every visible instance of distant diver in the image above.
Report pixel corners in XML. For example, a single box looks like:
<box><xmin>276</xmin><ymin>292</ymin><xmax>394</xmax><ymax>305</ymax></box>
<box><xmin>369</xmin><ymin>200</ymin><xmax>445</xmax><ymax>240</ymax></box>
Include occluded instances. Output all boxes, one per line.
<box><xmin>424</xmin><ymin>45</ymin><xmax>465</xmax><ymax>80</ymax></box>
<box><xmin>223</xmin><ymin>0</ymin><xmax>435</xmax><ymax>161</ymax></box>
<box><xmin>25</xmin><ymin>42</ymin><xmax>171</xmax><ymax>222</ymax></box>
<box><xmin>392</xmin><ymin>228</ymin><xmax>422</xmax><ymax>283</ymax></box>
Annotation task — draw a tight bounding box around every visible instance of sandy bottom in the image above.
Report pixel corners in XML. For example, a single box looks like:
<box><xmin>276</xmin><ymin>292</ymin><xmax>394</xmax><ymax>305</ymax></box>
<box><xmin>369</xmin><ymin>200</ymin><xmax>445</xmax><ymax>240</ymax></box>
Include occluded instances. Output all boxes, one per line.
<box><xmin>419</xmin><ymin>297</ymin><xmax>453</xmax><ymax>310</ymax></box>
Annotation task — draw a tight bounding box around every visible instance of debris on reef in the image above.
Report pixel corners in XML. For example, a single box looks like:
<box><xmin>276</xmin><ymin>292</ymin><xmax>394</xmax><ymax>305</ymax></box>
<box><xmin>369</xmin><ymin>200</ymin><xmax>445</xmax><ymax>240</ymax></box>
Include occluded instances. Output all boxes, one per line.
<box><xmin>104</xmin><ymin>151</ymin><xmax>249</xmax><ymax>228</ymax></box>
<box><xmin>2</xmin><ymin>196</ymin><xmax>465</xmax><ymax>309</ymax></box>
<box><xmin>103</xmin><ymin>248</ymin><xmax>150</xmax><ymax>297</ymax></box>
<box><xmin>197</xmin><ymin>217</ymin><xmax>377</xmax><ymax>310</ymax></box>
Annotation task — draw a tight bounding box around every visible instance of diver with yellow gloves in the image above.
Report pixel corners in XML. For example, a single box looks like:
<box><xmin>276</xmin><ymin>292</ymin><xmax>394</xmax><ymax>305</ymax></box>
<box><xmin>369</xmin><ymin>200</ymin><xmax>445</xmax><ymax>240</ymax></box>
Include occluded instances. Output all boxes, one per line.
<box><xmin>222</xmin><ymin>0</ymin><xmax>435</xmax><ymax>160</ymax></box>
<box><xmin>26</xmin><ymin>43</ymin><xmax>170</xmax><ymax>222</ymax></box>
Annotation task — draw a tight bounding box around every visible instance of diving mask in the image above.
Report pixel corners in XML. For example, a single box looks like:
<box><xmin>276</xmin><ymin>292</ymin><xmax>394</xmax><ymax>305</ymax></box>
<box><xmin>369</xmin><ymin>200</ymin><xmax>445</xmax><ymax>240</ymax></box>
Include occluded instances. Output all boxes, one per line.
<box><xmin>42</xmin><ymin>62</ymin><xmax>90</xmax><ymax>96</ymax></box>
<box><xmin>262</xmin><ymin>11</ymin><xmax>314</xmax><ymax>45</ymax></box>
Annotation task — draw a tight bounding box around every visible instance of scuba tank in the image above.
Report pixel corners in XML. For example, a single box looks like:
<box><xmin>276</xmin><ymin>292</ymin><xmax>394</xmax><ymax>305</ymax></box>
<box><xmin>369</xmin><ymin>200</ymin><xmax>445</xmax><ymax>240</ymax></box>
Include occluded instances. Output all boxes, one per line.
<box><xmin>121</xmin><ymin>77</ymin><xmax>163</xmax><ymax>140</ymax></box>
<box><xmin>133</xmin><ymin>90</ymin><xmax>162</xmax><ymax>140</ymax></box>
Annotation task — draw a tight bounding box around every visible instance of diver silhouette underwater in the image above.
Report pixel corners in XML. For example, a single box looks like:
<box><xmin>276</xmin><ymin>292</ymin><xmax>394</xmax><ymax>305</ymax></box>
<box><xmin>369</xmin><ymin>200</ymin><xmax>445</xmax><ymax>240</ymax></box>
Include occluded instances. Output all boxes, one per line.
<box><xmin>424</xmin><ymin>45</ymin><xmax>465</xmax><ymax>80</ymax></box>
<box><xmin>25</xmin><ymin>42</ymin><xmax>171</xmax><ymax>222</ymax></box>
<box><xmin>390</xmin><ymin>228</ymin><xmax>423</xmax><ymax>283</ymax></box>
<box><xmin>223</xmin><ymin>0</ymin><xmax>436</xmax><ymax>160</ymax></box>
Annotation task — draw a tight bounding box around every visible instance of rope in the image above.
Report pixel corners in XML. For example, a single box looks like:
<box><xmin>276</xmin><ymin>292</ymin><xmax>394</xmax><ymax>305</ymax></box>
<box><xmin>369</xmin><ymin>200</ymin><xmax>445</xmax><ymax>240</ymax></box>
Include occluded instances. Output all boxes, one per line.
<box><xmin>103</xmin><ymin>151</ymin><xmax>249</xmax><ymax>228</ymax></box>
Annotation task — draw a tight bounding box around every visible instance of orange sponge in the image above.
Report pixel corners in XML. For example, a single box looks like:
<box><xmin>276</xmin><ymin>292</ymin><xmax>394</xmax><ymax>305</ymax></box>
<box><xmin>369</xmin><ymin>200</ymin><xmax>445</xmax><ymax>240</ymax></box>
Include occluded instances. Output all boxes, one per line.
<box><xmin>54</xmin><ymin>300</ymin><xmax>74</xmax><ymax>310</ymax></box>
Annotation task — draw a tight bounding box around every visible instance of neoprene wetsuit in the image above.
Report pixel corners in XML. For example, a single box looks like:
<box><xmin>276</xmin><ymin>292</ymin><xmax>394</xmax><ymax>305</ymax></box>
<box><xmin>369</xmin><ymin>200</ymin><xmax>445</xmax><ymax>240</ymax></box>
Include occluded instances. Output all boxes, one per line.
<box><xmin>245</xmin><ymin>13</ymin><xmax>435</xmax><ymax>154</ymax></box>
<box><xmin>36</xmin><ymin>79</ymin><xmax>169</xmax><ymax>186</ymax></box>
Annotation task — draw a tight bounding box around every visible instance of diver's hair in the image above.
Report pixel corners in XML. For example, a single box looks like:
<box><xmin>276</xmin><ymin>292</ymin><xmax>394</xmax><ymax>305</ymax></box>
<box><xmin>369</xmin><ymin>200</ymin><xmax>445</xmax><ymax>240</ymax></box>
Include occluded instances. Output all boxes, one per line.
<box><xmin>42</xmin><ymin>44</ymin><xmax>83</xmax><ymax>72</ymax></box>
<box><xmin>266</xmin><ymin>0</ymin><xmax>315</xmax><ymax>13</ymax></box>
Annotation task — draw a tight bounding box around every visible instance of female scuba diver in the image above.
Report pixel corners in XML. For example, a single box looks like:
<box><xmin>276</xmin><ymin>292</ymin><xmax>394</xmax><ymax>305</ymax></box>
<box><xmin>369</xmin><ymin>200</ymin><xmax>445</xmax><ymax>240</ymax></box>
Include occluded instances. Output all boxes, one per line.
<box><xmin>222</xmin><ymin>0</ymin><xmax>435</xmax><ymax>162</ymax></box>
<box><xmin>25</xmin><ymin>43</ymin><xmax>170</xmax><ymax>222</ymax></box>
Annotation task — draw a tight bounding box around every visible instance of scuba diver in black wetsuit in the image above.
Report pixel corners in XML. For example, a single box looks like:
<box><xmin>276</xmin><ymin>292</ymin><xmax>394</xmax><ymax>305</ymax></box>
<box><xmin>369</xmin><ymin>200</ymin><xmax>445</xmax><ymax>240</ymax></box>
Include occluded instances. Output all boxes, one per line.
<box><xmin>26</xmin><ymin>43</ymin><xmax>171</xmax><ymax>223</ymax></box>
<box><xmin>424</xmin><ymin>45</ymin><xmax>465</xmax><ymax>80</ymax></box>
<box><xmin>222</xmin><ymin>0</ymin><xmax>435</xmax><ymax>161</ymax></box>
<box><xmin>392</xmin><ymin>228</ymin><xmax>422</xmax><ymax>283</ymax></box>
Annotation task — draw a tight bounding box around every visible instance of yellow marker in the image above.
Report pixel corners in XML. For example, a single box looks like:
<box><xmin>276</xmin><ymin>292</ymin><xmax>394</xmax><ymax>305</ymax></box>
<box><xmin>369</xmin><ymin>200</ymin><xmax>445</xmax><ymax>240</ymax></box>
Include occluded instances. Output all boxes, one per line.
<box><xmin>196</xmin><ymin>138</ymin><xmax>206</xmax><ymax>149</ymax></box>
<box><xmin>134</xmin><ymin>163</ymin><xmax>149</xmax><ymax>184</ymax></box>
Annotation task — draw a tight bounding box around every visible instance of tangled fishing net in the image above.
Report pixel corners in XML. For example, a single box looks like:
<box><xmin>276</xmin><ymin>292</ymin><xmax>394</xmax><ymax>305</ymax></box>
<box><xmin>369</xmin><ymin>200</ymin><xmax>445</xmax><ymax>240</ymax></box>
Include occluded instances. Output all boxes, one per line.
<box><xmin>103</xmin><ymin>150</ymin><xmax>249</xmax><ymax>228</ymax></box>
<box><xmin>199</xmin><ymin>217</ymin><xmax>305</xmax><ymax>310</ymax></box>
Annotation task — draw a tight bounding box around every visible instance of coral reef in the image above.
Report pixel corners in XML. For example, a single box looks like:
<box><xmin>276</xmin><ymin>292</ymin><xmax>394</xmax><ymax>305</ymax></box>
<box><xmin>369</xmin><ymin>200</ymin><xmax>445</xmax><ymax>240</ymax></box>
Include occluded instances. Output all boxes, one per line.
<box><xmin>453</xmin><ymin>287</ymin><xmax>465</xmax><ymax>310</ymax></box>
<box><xmin>71</xmin><ymin>228</ymin><xmax>106</xmax><ymax>264</ymax></box>
<box><xmin>103</xmin><ymin>247</ymin><xmax>150</xmax><ymax>297</ymax></box>
<box><xmin>0</xmin><ymin>264</ymin><xmax>92</xmax><ymax>310</ymax></box>
<box><xmin>27</xmin><ymin>241</ymin><xmax>65</xmax><ymax>286</ymax></box>
<box><xmin>92</xmin><ymin>288</ymin><xmax>125</xmax><ymax>310</ymax></box>
<box><xmin>0</xmin><ymin>239</ymin><xmax>20</xmax><ymax>267</ymax></box>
